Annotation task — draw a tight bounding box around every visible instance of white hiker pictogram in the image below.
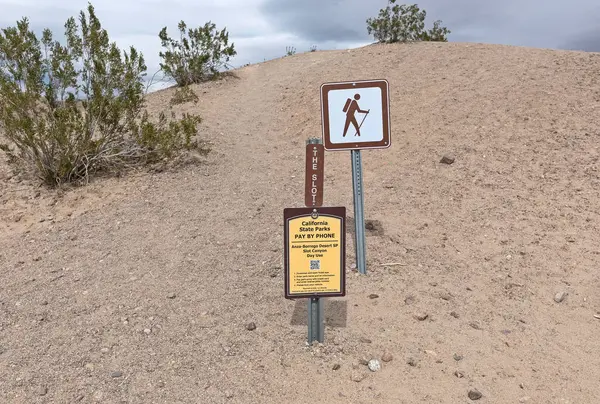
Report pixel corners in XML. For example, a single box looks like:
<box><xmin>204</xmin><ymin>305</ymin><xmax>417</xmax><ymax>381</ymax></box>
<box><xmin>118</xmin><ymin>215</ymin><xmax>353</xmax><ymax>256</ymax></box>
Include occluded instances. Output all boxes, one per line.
<box><xmin>342</xmin><ymin>94</ymin><xmax>370</xmax><ymax>137</ymax></box>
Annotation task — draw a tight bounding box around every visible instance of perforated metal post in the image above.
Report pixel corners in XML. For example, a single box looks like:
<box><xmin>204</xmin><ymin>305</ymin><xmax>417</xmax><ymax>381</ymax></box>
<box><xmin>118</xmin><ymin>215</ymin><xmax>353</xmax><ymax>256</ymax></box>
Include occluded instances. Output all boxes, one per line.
<box><xmin>351</xmin><ymin>150</ymin><xmax>367</xmax><ymax>275</ymax></box>
<box><xmin>307</xmin><ymin>296</ymin><xmax>324</xmax><ymax>344</ymax></box>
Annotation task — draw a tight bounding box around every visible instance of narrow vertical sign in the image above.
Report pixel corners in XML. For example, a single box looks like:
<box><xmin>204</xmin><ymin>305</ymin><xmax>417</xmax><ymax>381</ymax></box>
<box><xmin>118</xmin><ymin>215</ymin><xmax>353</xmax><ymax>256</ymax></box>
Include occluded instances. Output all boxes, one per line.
<box><xmin>305</xmin><ymin>143</ymin><xmax>324</xmax><ymax>207</ymax></box>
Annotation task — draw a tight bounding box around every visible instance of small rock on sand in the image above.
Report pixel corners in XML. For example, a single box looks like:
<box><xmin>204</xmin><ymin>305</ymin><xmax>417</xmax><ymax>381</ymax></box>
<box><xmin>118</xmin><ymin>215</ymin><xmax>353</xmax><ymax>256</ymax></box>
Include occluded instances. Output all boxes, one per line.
<box><xmin>468</xmin><ymin>389</ymin><xmax>483</xmax><ymax>400</ymax></box>
<box><xmin>414</xmin><ymin>313</ymin><xmax>429</xmax><ymax>321</ymax></box>
<box><xmin>554</xmin><ymin>291</ymin><xmax>567</xmax><ymax>303</ymax></box>
<box><xmin>440</xmin><ymin>155</ymin><xmax>455</xmax><ymax>164</ymax></box>
<box><xmin>368</xmin><ymin>359</ymin><xmax>381</xmax><ymax>372</ymax></box>
<box><xmin>351</xmin><ymin>371</ymin><xmax>366</xmax><ymax>382</ymax></box>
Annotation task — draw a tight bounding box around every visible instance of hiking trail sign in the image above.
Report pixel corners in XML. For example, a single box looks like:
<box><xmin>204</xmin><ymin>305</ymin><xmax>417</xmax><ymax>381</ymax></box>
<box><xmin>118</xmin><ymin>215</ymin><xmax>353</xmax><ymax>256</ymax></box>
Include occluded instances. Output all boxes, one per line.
<box><xmin>320</xmin><ymin>79</ymin><xmax>391</xmax><ymax>151</ymax></box>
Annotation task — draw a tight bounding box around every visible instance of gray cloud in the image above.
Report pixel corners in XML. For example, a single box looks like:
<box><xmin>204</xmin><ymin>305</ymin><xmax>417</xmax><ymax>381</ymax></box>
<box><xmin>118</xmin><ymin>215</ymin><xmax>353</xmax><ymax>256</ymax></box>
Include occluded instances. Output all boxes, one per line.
<box><xmin>261</xmin><ymin>0</ymin><xmax>600</xmax><ymax>51</ymax></box>
<box><xmin>562</xmin><ymin>29</ymin><xmax>600</xmax><ymax>52</ymax></box>
<box><xmin>260</xmin><ymin>0</ymin><xmax>388</xmax><ymax>43</ymax></box>
<box><xmin>2</xmin><ymin>0</ymin><xmax>599</xmax><ymax>93</ymax></box>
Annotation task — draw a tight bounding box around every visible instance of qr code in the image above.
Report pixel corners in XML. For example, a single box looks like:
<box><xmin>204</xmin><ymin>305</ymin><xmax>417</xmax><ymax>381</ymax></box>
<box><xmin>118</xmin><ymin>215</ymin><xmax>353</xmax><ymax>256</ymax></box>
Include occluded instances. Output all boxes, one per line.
<box><xmin>310</xmin><ymin>260</ymin><xmax>321</xmax><ymax>270</ymax></box>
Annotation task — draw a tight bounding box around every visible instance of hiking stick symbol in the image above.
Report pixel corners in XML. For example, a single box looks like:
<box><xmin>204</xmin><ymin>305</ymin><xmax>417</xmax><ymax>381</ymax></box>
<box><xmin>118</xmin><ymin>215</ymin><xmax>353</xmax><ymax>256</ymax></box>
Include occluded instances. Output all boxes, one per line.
<box><xmin>354</xmin><ymin>109</ymin><xmax>370</xmax><ymax>136</ymax></box>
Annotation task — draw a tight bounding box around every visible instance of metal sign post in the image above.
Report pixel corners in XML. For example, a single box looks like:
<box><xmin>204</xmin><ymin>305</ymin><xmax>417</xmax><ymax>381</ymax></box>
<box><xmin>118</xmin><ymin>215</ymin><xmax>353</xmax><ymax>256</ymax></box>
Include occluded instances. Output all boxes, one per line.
<box><xmin>320</xmin><ymin>79</ymin><xmax>391</xmax><ymax>276</ymax></box>
<box><xmin>283</xmin><ymin>206</ymin><xmax>346</xmax><ymax>345</ymax></box>
<box><xmin>308</xmin><ymin>296</ymin><xmax>324</xmax><ymax>344</ymax></box>
<box><xmin>306</xmin><ymin>137</ymin><xmax>324</xmax><ymax>344</ymax></box>
<box><xmin>351</xmin><ymin>150</ymin><xmax>367</xmax><ymax>275</ymax></box>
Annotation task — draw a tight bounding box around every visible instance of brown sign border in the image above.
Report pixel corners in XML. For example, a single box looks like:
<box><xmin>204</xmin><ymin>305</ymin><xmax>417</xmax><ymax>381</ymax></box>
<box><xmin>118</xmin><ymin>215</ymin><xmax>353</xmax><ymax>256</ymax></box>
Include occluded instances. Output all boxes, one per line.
<box><xmin>304</xmin><ymin>143</ymin><xmax>324</xmax><ymax>207</ymax></box>
<box><xmin>283</xmin><ymin>207</ymin><xmax>346</xmax><ymax>299</ymax></box>
<box><xmin>320</xmin><ymin>79</ymin><xmax>391</xmax><ymax>151</ymax></box>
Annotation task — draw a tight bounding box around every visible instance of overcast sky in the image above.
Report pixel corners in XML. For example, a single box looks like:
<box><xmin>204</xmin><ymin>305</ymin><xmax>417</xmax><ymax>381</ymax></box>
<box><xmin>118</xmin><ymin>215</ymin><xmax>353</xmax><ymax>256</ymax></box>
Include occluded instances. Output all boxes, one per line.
<box><xmin>1</xmin><ymin>0</ymin><xmax>599</xmax><ymax>90</ymax></box>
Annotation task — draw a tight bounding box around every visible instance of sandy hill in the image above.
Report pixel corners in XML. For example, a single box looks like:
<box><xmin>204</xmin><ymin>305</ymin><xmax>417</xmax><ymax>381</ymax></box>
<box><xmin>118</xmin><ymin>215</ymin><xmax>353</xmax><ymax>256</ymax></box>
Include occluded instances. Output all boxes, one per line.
<box><xmin>1</xmin><ymin>41</ymin><xmax>600</xmax><ymax>403</ymax></box>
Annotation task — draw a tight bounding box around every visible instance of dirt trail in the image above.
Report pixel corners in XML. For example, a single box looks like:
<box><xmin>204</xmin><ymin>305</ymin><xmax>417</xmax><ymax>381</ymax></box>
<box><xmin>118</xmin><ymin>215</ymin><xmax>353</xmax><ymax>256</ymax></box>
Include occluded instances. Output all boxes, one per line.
<box><xmin>1</xmin><ymin>42</ymin><xmax>600</xmax><ymax>403</ymax></box>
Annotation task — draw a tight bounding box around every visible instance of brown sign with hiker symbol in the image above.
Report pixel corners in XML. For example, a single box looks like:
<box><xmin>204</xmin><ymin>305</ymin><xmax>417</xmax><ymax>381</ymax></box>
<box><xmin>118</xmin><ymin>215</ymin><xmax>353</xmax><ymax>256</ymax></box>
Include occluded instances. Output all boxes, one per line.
<box><xmin>320</xmin><ymin>79</ymin><xmax>391</xmax><ymax>151</ymax></box>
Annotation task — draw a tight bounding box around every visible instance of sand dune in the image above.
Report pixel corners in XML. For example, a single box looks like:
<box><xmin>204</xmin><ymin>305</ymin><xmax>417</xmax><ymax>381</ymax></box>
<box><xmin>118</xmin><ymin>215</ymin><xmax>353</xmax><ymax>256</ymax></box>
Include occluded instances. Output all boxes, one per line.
<box><xmin>1</xmin><ymin>41</ymin><xmax>600</xmax><ymax>403</ymax></box>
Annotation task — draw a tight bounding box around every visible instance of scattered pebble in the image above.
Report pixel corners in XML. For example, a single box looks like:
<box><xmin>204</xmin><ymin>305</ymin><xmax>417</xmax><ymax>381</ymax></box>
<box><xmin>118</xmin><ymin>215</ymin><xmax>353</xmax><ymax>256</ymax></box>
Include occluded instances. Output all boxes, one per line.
<box><xmin>414</xmin><ymin>313</ymin><xmax>429</xmax><ymax>321</ymax></box>
<box><xmin>450</xmin><ymin>311</ymin><xmax>460</xmax><ymax>318</ymax></box>
<box><xmin>246</xmin><ymin>322</ymin><xmax>257</xmax><ymax>331</ymax></box>
<box><xmin>594</xmin><ymin>314</ymin><xmax>600</xmax><ymax>320</ymax></box>
<box><xmin>143</xmin><ymin>328</ymin><xmax>152</xmax><ymax>335</ymax></box>
<box><xmin>453</xmin><ymin>353</ymin><xmax>463</xmax><ymax>361</ymax></box>
<box><xmin>358</xmin><ymin>358</ymin><xmax>369</xmax><ymax>366</ymax></box>
<box><xmin>41</xmin><ymin>300</ymin><xmax>49</xmax><ymax>306</ymax></box>
<box><xmin>519</xmin><ymin>396</ymin><xmax>531</xmax><ymax>403</ymax></box>
<box><xmin>554</xmin><ymin>291</ymin><xmax>567</xmax><ymax>303</ymax></box>
<box><xmin>469</xmin><ymin>322</ymin><xmax>482</xmax><ymax>330</ymax></box>
<box><xmin>225</xmin><ymin>391</ymin><xmax>234</xmax><ymax>399</ymax></box>
<box><xmin>359</xmin><ymin>337</ymin><xmax>372</xmax><ymax>344</ymax></box>
<box><xmin>468</xmin><ymin>389</ymin><xmax>483</xmax><ymax>400</ymax></box>
<box><xmin>351</xmin><ymin>371</ymin><xmax>366</xmax><ymax>382</ymax></box>
<box><xmin>111</xmin><ymin>371</ymin><xmax>123</xmax><ymax>378</ymax></box>
<box><xmin>440</xmin><ymin>155</ymin><xmax>455</xmax><ymax>164</ymax></box>
<box><xmin>407</xmin><ymin>357</ymin><xmax>418</xmax><ymax>367</ymax></box>
<box><xmin>37</xmin><ymin>386</ymin><xmax>48</xmax><ymax>396</ymax></box>
<box><xmin>438</xmin><ymin>292</ymin><xmax>453</xmax><ymax>301</ymax></box>
<box><xmin>368</xmin><ymin>294</ymin><xmax>379</xmax><ymax>299</ymax></box>
<box><xmin>404</xmin><ymin>295</ymin><xmax>416</xmax><ymax>305</ymax></box>
<box><xmin>332</xmin><ymin>363</ymin><xmax>341</xmax><ymax>370</ymax></box>
<box><xmin>381</xmin><ymin>352</ymin><xmax>393</xmax><ymax>362</ymax></box>
<box><xmin>368</xmin><ymin>359</ymin><xmax>381</xmax><ymax>372</ymax></box>
<box><xmin>167</xmin><ymin>293</ymin><xmax>176</xmax><ymax>299</ymax></box>
<box><xmin>350</xmin><ymin>263</ymin><xmax>357</xmax><ymax>270</ymax></box>
<box><xmin>455</xmin><ymin>370</ymin><xmax>465</xmax><ymax>378</ymax></box>
<box><xmin>100</xmin><ymin>348</ymin><xmax>110</xmax><ymax>354</ymax></box>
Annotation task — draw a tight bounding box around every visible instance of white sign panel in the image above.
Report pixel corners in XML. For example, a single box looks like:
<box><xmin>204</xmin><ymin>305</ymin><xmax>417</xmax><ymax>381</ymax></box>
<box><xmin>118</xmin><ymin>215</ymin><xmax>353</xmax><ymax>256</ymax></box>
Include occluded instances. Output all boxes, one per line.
<box><xmin>320</xmin><ymin>79</ymin><xmax>391</xmax><ymax>151</ymax></box>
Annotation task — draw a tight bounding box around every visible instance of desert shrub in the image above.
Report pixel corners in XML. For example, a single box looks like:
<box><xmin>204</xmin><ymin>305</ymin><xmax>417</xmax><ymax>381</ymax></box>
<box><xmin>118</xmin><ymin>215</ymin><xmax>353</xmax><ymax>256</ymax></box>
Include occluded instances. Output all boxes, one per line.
<box><xmin>159</xmin><ymin>20</ymin><xmax>236</xmax><ymax>87</ymax></box>
<box><xmin>366</xmin><ymin>1</ymin><xmax>450</xmax><ymax>43</ymax></box>
<box><xmin>285</xmin><ymin>46</ymin><xmax>296</xmax><ymax>56</ymax></box>
<box><xmin>0</xmin><ymin>3</ymin><xmax>201</xmax><ymax>187</ymax></box>
<box><xmin>169</xmin><ymin>85</ymin><xmax>199</xmax><ymax>106</ymax></box>
<box><xmin>134</xmin><ymin>111</ymin><xmax>200</xmax><ymax>158</ymax></box>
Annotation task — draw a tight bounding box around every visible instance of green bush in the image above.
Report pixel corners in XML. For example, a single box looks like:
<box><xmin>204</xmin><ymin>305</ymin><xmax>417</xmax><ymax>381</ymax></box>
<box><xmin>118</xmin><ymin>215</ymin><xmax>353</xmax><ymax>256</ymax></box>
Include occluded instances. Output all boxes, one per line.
<box><xmin>285</xmin><ymin>46</ymin><xmax>296</xmax><ymax>56</ymax></box>
<box><xmin>159</xmin><ymin>20</ymin><xmax>236</xmax><ymax>87</ymax></box>
<box><xmin>0</xmin><ymin>3</ymin><xmax>201</xmax><ymax>187</ymax></box>
<box><xmin>366</xmin><ymin>1</ymin><xmax>450</xmax><ymax>43</ymax></box>
<box><xmin>169</xmin><ymin>85</ymin><xmax>199</xmax><ymax>106</ymax></box>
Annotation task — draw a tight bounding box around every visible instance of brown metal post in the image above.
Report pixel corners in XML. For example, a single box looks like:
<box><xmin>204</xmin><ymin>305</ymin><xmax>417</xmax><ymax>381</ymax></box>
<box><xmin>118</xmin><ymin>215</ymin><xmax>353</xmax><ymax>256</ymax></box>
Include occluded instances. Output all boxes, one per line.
<box><xmin>305</xmin><ymin>137</ymin><xmax>325</xmax><ymax>344</ymax></box>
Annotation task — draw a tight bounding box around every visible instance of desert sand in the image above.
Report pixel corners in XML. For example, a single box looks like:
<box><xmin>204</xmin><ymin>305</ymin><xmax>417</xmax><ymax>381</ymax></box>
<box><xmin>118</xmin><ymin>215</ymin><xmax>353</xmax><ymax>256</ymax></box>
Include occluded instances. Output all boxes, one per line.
<box><xmin>1</xmin><ymin>41</ymin><xmax>600</xmax><ymax>403</ymax></box>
